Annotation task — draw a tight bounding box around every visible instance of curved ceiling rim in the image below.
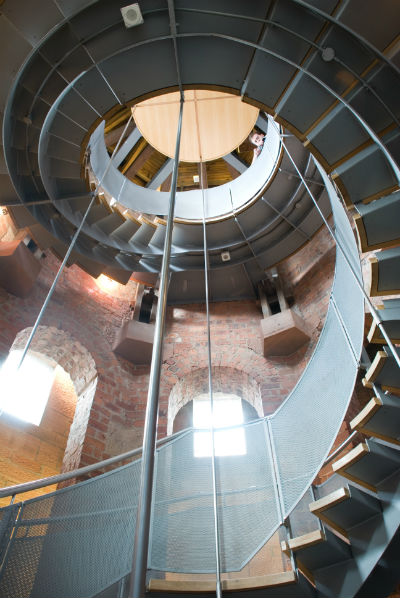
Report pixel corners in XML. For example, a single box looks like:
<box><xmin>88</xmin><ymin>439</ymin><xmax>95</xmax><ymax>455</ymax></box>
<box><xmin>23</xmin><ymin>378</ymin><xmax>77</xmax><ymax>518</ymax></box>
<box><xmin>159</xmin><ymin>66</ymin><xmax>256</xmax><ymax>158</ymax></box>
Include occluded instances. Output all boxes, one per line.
<box><xmin>3</xmin><ymin>0</ymin><xmax>397</xmax><ymax>121</ymax></box>
<box><xmin>176</xmin><ymin>3</ymin><xmax>400</xmax><ymax>76</ymax></box>
<box><xmin>3</xmin><ymin>48</ymin><xmax>390</xmax><ymax>270</ymax></box>
<box><xmin>0</xmin><ymin>7</ymin><xmax>396</xmax><ymax>274</ymax></box>
<box><xmin>4</xmin><ymin>28</ymin><xmax>399</xmax><ymax>205</ymax></box>
<box><xmin>1</xmin><ymin>0</ymin><xmax>397</xmax><ymax>139</ymax></box>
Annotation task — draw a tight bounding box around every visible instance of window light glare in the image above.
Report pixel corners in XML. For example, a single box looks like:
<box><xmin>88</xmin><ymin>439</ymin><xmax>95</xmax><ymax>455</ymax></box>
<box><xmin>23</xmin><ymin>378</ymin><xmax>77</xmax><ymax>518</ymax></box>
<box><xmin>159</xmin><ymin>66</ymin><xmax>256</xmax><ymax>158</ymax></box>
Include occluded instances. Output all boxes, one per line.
<box><xmin>96</xmin><ymin>274</ymin><xmax>120</xmax><ymax>293</ymax></box>
<box><xmin>193</xmin><ymin>394</ymin><xmax>246</xmax><ymax>458</ymax></box>
<box><xmin>0</xmin><ymin>350</ymin><xmax>56</xmax><ymax>425</ymax></box>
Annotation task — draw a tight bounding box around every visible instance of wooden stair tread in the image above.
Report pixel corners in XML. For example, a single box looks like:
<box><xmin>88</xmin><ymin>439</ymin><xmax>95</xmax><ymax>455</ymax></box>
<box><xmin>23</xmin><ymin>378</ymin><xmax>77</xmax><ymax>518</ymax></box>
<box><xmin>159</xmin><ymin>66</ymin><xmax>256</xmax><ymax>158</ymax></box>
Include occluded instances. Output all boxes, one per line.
<box><xmin>363</xmin><ymin>351</ymin><xmax>387</xmax><ymax>388</ymax></box>
<box><xmin>332</xmin><ymin>442</ymin><xmax>369</xmax><ymax>473</ymax></box>
<box><xmin>148</xmin><ymin>571</ymin><xmax>297</xmax><ymax>593</ymax></box>
<box><xmin>286</xmin><ymin>529</ymin><xmax>325</xmax><ymax>551</ymax></box>
<box><xmin>309</xmin><ymin>487</ymin><xmax>350</xmax><ymax>514</ymax></box>
<box><xmin>350</xmin><ymin>397</ymin><xmax>382</xmax><ymax>430</ymax></box>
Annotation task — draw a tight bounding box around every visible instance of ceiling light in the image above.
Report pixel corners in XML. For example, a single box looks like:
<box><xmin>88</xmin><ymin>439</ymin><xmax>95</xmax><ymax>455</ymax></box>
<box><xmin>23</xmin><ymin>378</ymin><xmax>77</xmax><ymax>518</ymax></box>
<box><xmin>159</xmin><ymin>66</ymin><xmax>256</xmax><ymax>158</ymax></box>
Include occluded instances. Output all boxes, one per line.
<box><xmin>221</xmin><ymin>251</ymin><xmax>231</xmax><ymax>262</ymax></box>
<box><xmin>121</xmin><ymin>3</ymin><xmax>144</xmax><ymax>28</ymax></box>
<box><xmin>322</xmin><ymin>47</ymin><xmax>335</xmax><ymax>62</ymax></box>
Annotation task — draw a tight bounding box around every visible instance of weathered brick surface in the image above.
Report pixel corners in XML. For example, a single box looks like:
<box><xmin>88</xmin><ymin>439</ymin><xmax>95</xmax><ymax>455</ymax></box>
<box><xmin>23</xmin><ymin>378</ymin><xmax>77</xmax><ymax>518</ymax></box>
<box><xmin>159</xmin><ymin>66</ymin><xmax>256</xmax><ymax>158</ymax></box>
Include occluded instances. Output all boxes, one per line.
<box><xmin>167</xmin><ymin>366</ymin><xmax>263</xmax><ymax>434</ymax></box>
<box><xmin>0</xmin><ymin>251</ymin><xmax>143</xmax><ymax>476</ymax></box>
<box><xmin>0</xmin><ymin>365</ymin><xmax>76</xmax><ymax>506</ymax></box>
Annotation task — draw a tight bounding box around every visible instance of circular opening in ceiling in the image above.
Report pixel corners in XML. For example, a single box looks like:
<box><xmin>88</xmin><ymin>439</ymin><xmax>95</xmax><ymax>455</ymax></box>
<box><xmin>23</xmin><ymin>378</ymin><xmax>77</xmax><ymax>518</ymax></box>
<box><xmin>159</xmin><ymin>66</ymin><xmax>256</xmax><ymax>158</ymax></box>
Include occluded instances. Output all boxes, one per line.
<box><xmin>132</xmin><ymin>89</ymin><xmax>259</xmax><ymax>163</ymax></box>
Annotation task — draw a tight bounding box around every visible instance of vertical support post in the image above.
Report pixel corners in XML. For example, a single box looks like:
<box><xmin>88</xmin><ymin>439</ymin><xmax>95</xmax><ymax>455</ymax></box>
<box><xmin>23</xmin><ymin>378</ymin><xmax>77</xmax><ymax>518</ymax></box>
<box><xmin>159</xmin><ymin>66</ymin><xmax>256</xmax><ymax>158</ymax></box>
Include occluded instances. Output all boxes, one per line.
<box><xmin>275</xmin><ymin>278</ymin><xmax>288</xmax><ymax>312</ymax></box>
<box><xmin>200</xmin><ymin>163</ymin><xmax>222</xmax><ymax>598</ymax></box>
<box><xmin>309</xmin><ymin>485</ymin><xmax>322</xmax><ymax>531</ymax></box>
<box><xmin>258</xmin><ymin>283</ymin><xmax>272</xmax><ymax>318</ymax></box>
<box><xmin>129</xmin><ymin>97</ymin><xmax>184</xmax><ymax>598</ymax></box>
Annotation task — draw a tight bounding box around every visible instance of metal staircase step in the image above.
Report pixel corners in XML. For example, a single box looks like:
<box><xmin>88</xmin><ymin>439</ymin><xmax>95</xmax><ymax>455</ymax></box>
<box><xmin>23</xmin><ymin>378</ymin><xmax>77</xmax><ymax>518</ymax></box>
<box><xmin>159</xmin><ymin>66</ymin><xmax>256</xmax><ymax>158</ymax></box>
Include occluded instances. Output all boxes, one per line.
<box><xmin>83</xmin><ymin>203</ymin><xmax>112</xmax><ymax>226</ymax></box>
<box><xmin>351</xmin><ymin>387</ymin><xmax>400</xmax><ymax>446</ymax></box>
<box><xmin>363</xmin><ymin>346</ymin><xmax>400</xmax><ymax>394</ymax></box>
<box><xmin>367</xmin><ymin>299</ymin><xmax>400</xmax><ymax>344</ymax></box>
<box><xmin>61</xmin><ymin>193</ymin><xmax>92</xmax><ymax>214</ymax></box>
<box><xmin>282</xmin><ymin>527</ymin><xmax>352</xmax><ymax>581</ymax></box>
<box><xmin>309</xmin><ymin>485</ymin><xmax>382</xmax><ymax>538</ymax></box>
<box><xmin>368</xmin><ymin>246</ymin><xmax>400</xmax><ymax>297</ymax></box>
<box><xmin>354</xmin><ymin>190</ymin><xmax>400</xmax><ymax>252</ymax></box>
<box><xmin>111</xmin><ymin>218</ymin><xmax>141</xmax><ymax>242</ymax></box>
<box><xmin>148</xmin><ymin>219</ymin><xmax>166</xmax><ymax>250</ymax></box>
<box><xmin>94</xmin><ymin>212</ymin><xmax>125</xmax><ymax>236</ymax></box>
<box><xmin>313</xmin><ymin>469</ymin><xmax>400</xmax><ymax>598</ymax></box>
<box><xmin>129</xmin><ymin>217</ymin><xmax>157</xmax><ymax>249</ymax></box>
<box><xmin>92</xmin><ymin>243</ymin><xmax>119</xmax><ymax>265</ymax></box>
<box><xmin>332</xmin><ymin>439</ymin><xmax>400</xmax><ymax>492</ymax></box>
<box><xmin>49</xmin><ymin>215</ymin><xmax>74</xmax><ymax>245</ymax></box>
<box><xmin>48</xmin><ymin>157</ymin><xmax>81</xmax><ymax>179</ymax></box>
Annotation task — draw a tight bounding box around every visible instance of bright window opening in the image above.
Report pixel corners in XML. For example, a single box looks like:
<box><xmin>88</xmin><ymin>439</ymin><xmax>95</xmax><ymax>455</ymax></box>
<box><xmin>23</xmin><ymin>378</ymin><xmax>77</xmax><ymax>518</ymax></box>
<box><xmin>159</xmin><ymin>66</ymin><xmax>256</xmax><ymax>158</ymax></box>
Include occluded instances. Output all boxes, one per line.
<box><xmin>193</xmin><ymin>393</ymin><xmax>246</xmax><ymax>457</ymax></box>
<box><xmin>0</xmin><ymin>350</ymin><xmax>56</xmax><ymax>425</ymax></box>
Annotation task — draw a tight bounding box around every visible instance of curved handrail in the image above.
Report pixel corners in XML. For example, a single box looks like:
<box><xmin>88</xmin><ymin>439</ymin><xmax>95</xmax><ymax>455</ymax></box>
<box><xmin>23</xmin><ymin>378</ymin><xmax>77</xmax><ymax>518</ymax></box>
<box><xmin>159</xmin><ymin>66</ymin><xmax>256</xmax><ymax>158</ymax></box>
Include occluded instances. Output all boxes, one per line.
<box><xmin>0</xmin><ymin>426</ymin><xmax>192</xmax><ymax>500</ymax></box>
<box><xmin>88</xmin><ymin>116</ymin><xmax>282</xmax><ymax>221</ymax></box>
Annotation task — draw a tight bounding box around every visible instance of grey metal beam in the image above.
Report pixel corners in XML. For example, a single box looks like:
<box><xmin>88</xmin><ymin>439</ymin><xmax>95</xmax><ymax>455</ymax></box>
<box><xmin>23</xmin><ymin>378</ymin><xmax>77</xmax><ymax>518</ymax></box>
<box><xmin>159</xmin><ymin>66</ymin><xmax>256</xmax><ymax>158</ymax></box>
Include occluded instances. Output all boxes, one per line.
<box><xmin>146</xmin><ymin>158</ymin><xmax>173</xmax><ymax>189</ymax></box>
<box><xmin>113</xmin><ymin>127</ymin><xmax>141</xmax><ymax>167</ymax></box>
<box><xmin>241</xmin><ymin>1</ymin><xmax>277</xmax><ymax>97</ymax></box>
<box><xmin>168</xmin><ymin>0</ymin><xmax>183</xmax><ymax>98</ymax></box>
<box><xmin>223</xmin><ymin>152</ymin><xmax>247</xmax><ymax>174</ymax></box>
<box><xmin>256</xmin><ymin>113</ymin><xmax>269</xmax><ymax>133</ymax></box>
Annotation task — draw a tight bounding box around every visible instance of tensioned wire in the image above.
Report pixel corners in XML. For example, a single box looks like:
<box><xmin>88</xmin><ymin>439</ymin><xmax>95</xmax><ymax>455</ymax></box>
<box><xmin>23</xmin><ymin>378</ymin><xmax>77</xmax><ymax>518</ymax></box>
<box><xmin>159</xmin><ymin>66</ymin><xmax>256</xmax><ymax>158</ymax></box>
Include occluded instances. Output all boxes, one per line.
<box><xmin>200</xmin><ymin>159</ymin><xmax>222</xmax><ymax>598</ymax></box>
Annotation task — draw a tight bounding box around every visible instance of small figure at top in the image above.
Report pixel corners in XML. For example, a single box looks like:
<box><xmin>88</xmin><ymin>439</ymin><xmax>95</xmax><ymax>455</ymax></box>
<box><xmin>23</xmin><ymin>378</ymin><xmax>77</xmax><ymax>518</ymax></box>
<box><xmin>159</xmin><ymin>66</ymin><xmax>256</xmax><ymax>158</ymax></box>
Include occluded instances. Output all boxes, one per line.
<box><xmin>249</xmin><ymin>131</ymin><xmax>265</xmax><ymax>163</ymax></box>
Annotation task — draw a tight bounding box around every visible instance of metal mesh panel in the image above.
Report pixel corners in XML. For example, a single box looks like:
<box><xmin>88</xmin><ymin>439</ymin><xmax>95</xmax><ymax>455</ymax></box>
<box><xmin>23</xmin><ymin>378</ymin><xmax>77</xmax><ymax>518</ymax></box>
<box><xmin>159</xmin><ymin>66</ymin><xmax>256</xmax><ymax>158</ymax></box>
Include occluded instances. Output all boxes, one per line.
<box><xmin>150</xmin><ymin>431</ymin><xmax>215</xmax><ymax>572</ymax></box>
<box><xmin>217</xmin><ymin>421</ymin><xmax>280</xmax><ymax>571</ymax></box>
<box><xmin>270</xmin><ymin>303</ymin><xmax>357</xmax><ymax>517</ymax></box>
<box><xmin>0</xmin><ymin>505</ymin><xmax>19</xmax><ymax>569</ymax></box>
<box><xmin>150</xmin><ymin>422</ymin><xmax>280</xmax><ymax>573</ymax></box>
<box><xmin>0</xmin><ymin>461</ymin><xmax>141</xmax><ymax>598</ymax></box>
<box><xmin>287</xmin><ymin>488</ymin><xmax>319</xmax><ymax>538</ymax></box>
<box><xmin>270</xmin><ymin>163</ymin><xmax>364</xmax><ymax>519</ymax></box>
<box><xmin>332</xmin><ymin>248</ymin><xmax>364</xmax><ymax>357</ymax></box>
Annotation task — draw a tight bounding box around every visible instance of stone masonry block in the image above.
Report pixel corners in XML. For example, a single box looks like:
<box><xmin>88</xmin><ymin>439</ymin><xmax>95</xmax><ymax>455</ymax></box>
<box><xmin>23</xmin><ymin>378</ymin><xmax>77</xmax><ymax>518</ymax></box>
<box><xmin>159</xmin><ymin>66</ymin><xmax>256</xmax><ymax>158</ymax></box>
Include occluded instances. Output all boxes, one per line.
<box><xmin>261</xmin><ymin>309</ymin><xmax>311</xmax><ymax>357</ymax></box>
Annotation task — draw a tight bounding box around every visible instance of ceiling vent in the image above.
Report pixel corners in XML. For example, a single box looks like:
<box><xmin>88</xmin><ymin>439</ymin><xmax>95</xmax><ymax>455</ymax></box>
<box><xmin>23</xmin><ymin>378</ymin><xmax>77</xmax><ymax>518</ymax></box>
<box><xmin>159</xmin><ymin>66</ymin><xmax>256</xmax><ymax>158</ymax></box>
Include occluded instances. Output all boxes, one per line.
<box><xmin>121</xmin><ymin>3</ymin><xmax>144</xmax><ymax>28</ymax></box>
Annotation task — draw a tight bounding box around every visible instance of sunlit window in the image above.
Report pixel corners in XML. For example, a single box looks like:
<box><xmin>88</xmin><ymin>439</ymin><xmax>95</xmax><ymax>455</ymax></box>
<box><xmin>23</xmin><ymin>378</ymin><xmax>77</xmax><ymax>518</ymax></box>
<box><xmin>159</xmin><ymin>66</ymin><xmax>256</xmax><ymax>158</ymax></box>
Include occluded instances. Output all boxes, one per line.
<box><xmin>0</xmin><ymin>350</ymin><xmax>56</xmax><ymax>425</ymax></box>
<box><xmin>193</xmin><ymin>393</ymin><xmax>246</xmax><ymax>457</ymax></box>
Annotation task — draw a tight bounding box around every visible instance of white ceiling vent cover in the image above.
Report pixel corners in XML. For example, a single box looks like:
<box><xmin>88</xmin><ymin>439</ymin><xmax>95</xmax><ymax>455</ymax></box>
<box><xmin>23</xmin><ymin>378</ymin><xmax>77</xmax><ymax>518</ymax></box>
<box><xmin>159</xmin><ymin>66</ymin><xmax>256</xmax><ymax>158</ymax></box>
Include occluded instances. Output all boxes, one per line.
<box><xmin>121</xmin><ymin>3</ymin><xmax>144</xmax><ymax>28</ymax></box>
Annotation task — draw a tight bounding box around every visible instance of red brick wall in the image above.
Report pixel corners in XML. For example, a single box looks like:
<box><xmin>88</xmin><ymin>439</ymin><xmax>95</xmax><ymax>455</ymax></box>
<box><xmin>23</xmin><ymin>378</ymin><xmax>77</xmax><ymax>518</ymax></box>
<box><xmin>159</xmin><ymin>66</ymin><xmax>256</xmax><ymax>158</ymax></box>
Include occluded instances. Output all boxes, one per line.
<box><xmin>0</xmin><ymin>365</ymin><xmax>76</xmax><ymax>507</ymax></box>
<box><xmin>0</xmin><ymin>250</ymin><xmax>144</xmax><ymax>475</ymax></box>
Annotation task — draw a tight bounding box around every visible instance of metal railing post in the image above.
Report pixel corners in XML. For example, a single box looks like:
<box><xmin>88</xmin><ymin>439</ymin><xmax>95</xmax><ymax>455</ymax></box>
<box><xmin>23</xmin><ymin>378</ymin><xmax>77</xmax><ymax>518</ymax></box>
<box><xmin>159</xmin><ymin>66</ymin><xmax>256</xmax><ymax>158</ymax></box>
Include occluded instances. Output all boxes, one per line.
<box><xmin>200</xmin><ymin>163</ymin><xmax>222</xmax><ymax>598</ymax></box>
<box><xmin>129</xmin><ymin>97</ymin><xmax>184</xmax><ymax>598</ymax></box>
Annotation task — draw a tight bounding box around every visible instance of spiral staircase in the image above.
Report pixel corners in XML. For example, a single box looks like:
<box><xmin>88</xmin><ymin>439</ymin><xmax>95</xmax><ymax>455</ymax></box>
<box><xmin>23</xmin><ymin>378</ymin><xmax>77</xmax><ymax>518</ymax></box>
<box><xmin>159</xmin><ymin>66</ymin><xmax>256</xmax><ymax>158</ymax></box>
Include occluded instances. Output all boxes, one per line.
<box><xmin>0</xmin><ymin>1</ymin><xmax>400</xmax><ymax>597</ymax></box>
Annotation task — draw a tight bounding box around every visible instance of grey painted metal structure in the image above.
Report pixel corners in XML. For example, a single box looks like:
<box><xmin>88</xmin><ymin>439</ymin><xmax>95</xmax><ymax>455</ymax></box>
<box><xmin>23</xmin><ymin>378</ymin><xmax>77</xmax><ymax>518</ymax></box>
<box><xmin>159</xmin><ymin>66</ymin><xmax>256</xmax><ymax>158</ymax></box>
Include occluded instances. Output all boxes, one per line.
<box><xmin>0</xmin><ymin>1</ymin><xmax>399</xmax><ymax>596</ymax></box>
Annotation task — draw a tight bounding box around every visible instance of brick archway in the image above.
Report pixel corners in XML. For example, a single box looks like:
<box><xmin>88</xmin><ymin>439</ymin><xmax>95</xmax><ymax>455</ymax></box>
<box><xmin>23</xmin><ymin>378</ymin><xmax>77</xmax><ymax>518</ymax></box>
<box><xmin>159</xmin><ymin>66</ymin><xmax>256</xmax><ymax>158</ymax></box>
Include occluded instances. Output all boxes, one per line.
<box><xmin>12</xmin><ymin>326</ymin><xmax>98</xmax><ymax>471</ymax></box>
<box><xmin>167</xmin><ymin>366</ymin><xmax>263</xmax><ymax>435</ymax></box>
